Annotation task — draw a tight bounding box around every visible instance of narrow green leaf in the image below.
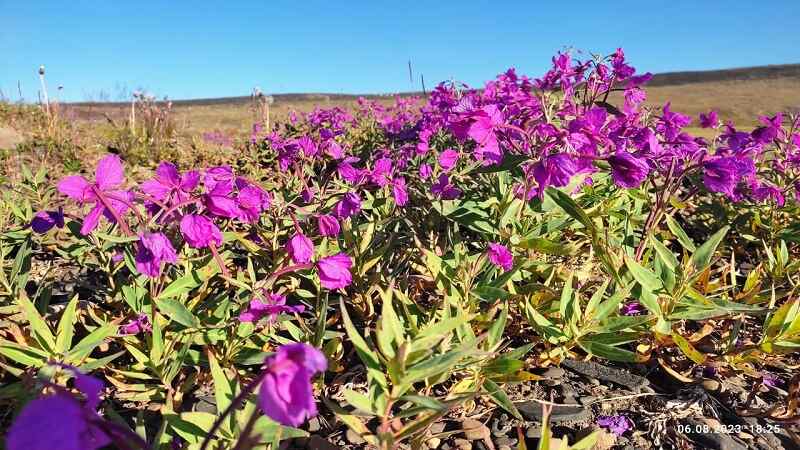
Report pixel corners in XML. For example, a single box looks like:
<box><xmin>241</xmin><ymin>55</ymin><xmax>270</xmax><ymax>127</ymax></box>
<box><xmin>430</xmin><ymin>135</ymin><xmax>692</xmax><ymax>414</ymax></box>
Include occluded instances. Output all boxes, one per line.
<box><xmin>56</xmin><ymin>295</ymin><xmax>79</xmax><ymax>354</ymax></box>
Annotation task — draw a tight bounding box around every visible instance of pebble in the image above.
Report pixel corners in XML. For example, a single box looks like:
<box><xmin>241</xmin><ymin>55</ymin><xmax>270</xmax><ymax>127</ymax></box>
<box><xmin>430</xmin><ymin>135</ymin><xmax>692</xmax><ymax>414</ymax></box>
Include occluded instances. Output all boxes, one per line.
<box><xmin>543</xmin><ymin>367</ymin><xmax>565</xmax><ymax>378</ymax></box>
<box><xmin>346</xmin><ymin>428</ymin><xmax>366</xmax><ymax>444</ymax></box>
<box><xmin>461</xmin><ymin>419</ymin><xmax>489</xmax><ymax>441</ymax></box>
<box><xmin>430</xmin><ymin>422</ymin><xmax>446</xmax><ymax>435</ymax></box>
<box><xmin>307</xmin><ymin>416</ymin><xmax>321</xmax><ymax>432</ymax></box>
<box><xmin>701</xmin><ymin>379</ymin><xmax>721</xmax><ymax>392</ymax></box>
<box><xmin>526</xmin><ymin>426</ymin><xmax>542</xmax><ymax>439</ymax></box>
<box><xmin>453</xmin><ymin>438</ymin><xmax>472</xmax><ymax>450</ymax></box>
<box><xmin>428</xmin><ymin>438</ymin><xmax>441</xmax><ymax>449</ymax></box>
<box><xmin>495</xmin><ymin>436</ymin><xmax>516</xmax><ymax>447</ymax></box>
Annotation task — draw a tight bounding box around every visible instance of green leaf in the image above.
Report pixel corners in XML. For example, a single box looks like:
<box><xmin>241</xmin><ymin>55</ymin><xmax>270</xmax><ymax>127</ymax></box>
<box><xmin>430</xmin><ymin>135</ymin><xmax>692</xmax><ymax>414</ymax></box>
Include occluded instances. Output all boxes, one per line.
<box><xmin>665</xmin><ymin>215</ymin><xmax>696</xmax><ymax>252</ymax></box>
<box><xmin>0</xmin><ymin>340</ymin><xmax>49</xmax><ymax>367</ymax></box>
<box><xmin>672</xmin><ymin>332</ymin><xmax>707</xmax><ymax>364</ymax></box>
<box><xmin>624</xmin><ymin>256</ymin><xmax>664</xmax><ymax>318</ymax></box>
<box><xmin>340</xmin><ymin>299</ymin><xmax>387</xmax><ymax>388</ymax></box>
<box><xmin>545</xmin><ymin>188</ymin><xmax>594</xmax><ymax>234</ymax></box>
<box><xmin>158</xmin><ymin>271</ymin><xmax>204</xmax><ymax>300</ymax></box>
<box><xmin>17</xmin><ymin>294</ymin><xmax>56</xmax><ymax>353</ymax></box>
<box><xmin>516</xmin><ymin>237</ymin><xmax>572</xmax><ymax>256</ymax></box>
<box><xmin>577</xmin><ymin>339</ymin><xmax>637</xmax><ymax>362</ymax></box>
<box><xmin>344</xmin><ymin>389</ymin><xmax>377</xmax><ymax>414</ymax></box>
<box><xmin>207</xmin><ymin>350</ymin><xmax>235</xmax><ymax>433</ymax></box>
<box><xmin>55</xmin><ymin>295</ymin><xmax>79</xmax><ymax>354</ymax></box>
<box><xmin>157</xmin><ymin>299</ymin><xmax>199</xmax><ymax>328</ymax></box>
<box><xmin>487</xmin><ymin>305</ymin><xmax>508</xmax><ymax>350</ymax></box>
<box><xmin>689</xmin><ymin>226</ymin><xmax>730</xmax><ymax>272</ymax></box>
<box><xmin>472</xmin><ymin>286</ymin><xmax>510</xmax><ymax>302</ymax></box>
<box><xmin>67</xmin><ymin>322</ymin><xmax>117</xmax><ymax>363</ymax></box>
<box><xmin>484</xmin><ymin>378</ymin><xmax>522</xmax><ymax>419</ymax></box>
<box><xmin>650</xmin><ymin>237</ymin><xmax>679</xmax><ymax>272</ymax></box>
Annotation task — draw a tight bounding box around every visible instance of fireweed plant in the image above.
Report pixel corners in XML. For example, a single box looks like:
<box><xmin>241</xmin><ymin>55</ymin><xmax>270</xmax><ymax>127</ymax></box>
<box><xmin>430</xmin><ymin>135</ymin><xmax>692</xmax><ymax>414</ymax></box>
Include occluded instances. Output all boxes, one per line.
<box><xmin>2</xmin><ymin>49</ymin><xmax>800</xmax><ymax>448</ymax></box>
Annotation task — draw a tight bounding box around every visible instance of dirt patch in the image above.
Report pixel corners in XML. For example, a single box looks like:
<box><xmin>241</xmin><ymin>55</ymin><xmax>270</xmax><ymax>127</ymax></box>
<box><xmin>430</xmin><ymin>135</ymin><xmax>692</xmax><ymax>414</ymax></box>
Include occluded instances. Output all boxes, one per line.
<box><xmin>0</xmin><ymin>126</ymin><xmax>24</xmax><ymax>149</ymax></box>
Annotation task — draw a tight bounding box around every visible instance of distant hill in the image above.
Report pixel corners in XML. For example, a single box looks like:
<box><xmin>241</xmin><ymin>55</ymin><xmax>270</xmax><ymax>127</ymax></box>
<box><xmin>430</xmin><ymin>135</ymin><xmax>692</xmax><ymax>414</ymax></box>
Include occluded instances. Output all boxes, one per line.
<box><xmin>65</xmin><ymin>63</ymin><xmax>800</xmax><ymax>108</ymax></box>
<box><xmin>646</xmin><ymin>63</ymin><xmax>800</xmax><ymax>87</ymax></box>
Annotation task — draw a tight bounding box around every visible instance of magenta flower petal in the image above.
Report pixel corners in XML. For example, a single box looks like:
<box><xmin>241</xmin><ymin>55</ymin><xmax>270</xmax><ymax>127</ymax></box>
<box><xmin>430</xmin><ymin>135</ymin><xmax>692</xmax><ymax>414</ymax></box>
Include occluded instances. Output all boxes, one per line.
<box><xmin>392</xmin><ymin>177</ymin><xmax>408</xmax><ymax>206</ymax></box>
<box><xmin>487</xmin><ymin>243</ymin><xmax>513</xmax><ymax>272</ymax></box>
<box><xmin>180</xmin><ymin>214</ymin><xmax>223</xmax><ymax>248</ymax></box>
<box><xmin>94</xmin><ymin>155</ymin><xmax>125</xmax><ymax>191</ymax></box>
<box><xmin>287</xmin><ymin>233</ymin><xmax>314</xmax><ymax>264</ymax></box>
<box><xmin>135</xmin><ymin>232</ymin><xmax>177</xmax><ymax>278</ymax></box>
<box><xmin>608</xmin><ymin>152</ymin><xmax>649</xmax><ymax>188</ymax></box>
<box><xmin>57</xmin><ymin>176</ymin><xmax>92</xmax><ymax>202</ymax></box>
<box><xmin>596</xmin><ymin>415</ymin><xmax>633</xmax><ymax>436</ymax></box>
<box><xmin>333</xmin><ymin>192</ymin><xmax>362</xmax><ymax>218</ymax></box>
<box><xmin>80</xmin><ymin>204</ymin><xmax>104</xmax><ymax>236</ymax></box>
<box><xmin>317</xmin><ymin>253</ymin><xmax>353</xmax><ymax>290</ymax></box>
<box><xmin>317</xmin><ymin>214</ymin><xmax>340</xmax><ymax>238</ymax></box>
<box><xmin>258</xmin><ymin>343</ymin><xmax>327</xmax><ymax>427</ymax></box>
<box><xmin>438</xmin><ymin>148</ymin><xmax>459</xmax><ymax>171</ymax></box>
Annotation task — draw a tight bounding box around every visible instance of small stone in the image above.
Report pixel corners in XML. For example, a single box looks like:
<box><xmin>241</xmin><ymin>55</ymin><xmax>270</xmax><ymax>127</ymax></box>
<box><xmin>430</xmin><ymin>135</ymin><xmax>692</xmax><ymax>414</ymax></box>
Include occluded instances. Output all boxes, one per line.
<box><xmin>543</xmin><ymin>367</ymin><xmax>565</xmax><ymax>378</ymax></box>
<box><xmin>454</xmin><ymin>438</ymin><xmax>472</xmax><ymax>450</ymax></box>
<box><xmin>589</xmin><ymin>377</ymin><xmax>601</xmax><ymax>385</ymax></box>
<box><xmin>346</xmin><ymin>428</ymin><xmax>366</xmax><ymax>444</ymax></box>
<box><xmin>461</xmin><ymin>419</ymin><xmax>489</xmax><ymax>441</ymax></box>
<box><xmin>495</xmin><ymin>437</ymin><xmax>516</xmax><ymax>447</ymax></box>
<box><xmin>701</xmin><ymin>379</ymin><xmax>721</xmax><ymax>392</ymax></box>
<box><xmin>307</xmin><ymin>416</ymin><xmax>321</xmax><ymax>432</ymax></box>
<box><xmin>428</xmin><ymin>438</ymin><xmax>441</xmax><ymax>449</ymax></box>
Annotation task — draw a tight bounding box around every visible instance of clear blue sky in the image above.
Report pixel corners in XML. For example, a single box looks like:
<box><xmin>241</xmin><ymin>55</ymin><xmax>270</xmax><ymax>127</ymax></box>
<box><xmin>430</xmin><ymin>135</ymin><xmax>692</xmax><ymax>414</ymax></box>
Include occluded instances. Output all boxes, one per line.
<box><xmin>2</xmin><ymin>1</ymin><xmax>798</xmax><ymax>102</ymax></box>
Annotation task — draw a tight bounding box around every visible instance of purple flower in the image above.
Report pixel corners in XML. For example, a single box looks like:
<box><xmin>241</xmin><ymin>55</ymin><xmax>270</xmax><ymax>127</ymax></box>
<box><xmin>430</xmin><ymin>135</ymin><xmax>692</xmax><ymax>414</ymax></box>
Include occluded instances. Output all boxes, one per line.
<box><xmin>6</xmin><ymin>368</ymin><xmax>111</xmax><ymax>450</ymax></box>
<box><xmin>204</xmin><ymin>166</ymin><xmax>235</xmax><ymax>193</ymax></box>
<box><xmin>140</xmin><ymin>161</ymin><xmax>199</xmax><ymax>208</ymax></box>
<box><xmin>57</xmin><ymin>154</ymin><xmax>131</xmax><ymax>235</ymax></box>
<box><xmin>419</xmin><ymin>163</ymin><xmax>433</xmax><ymax>180</ymax></box>
<box><xmin>762</xmin><ymin>372</ymin><xmax>783</xmax><ymax>388</ymax></box>
<box><xmin>333</xmin><ymin>192</ymin><xmax>362</xmax><ymax>218</ymax></box>
<box><xmin>438</xmin><ymin>148</ymin><xmax>460</xmax><ymax>172</ymax></box>
<box><xmin>287</xmin><ymin>233</ymin><xmax>314</xmax><ymax>264</ymax></box>
<box><xmin>135</xmin><ymin>232</ymin><xmax>177</xmax><ymax>278</ymax></box>
<box><xmin>258</xmin><ymin>343</ymin><xmax>327</xmax><ymax>427</ymax></box>
<box><xmin>468</xmin><ymin>105</ymin><xmax>504</xmax><ymax>165</ymax></box>
<box><xmin>317</xmin><ymin>214</ymin><xmax>340</xmax><ymax>237</ymax></box>
<box><xmin>317</xmin><ymin>253</ymin><xmax>353</xmax><ymax>290</ymax></box>
<box><xmin>392</xmin><ymin>177</ymin><xmax>408</xmax><ymax>206</ymax></box>
<box><xmin>533</xmin><ymin>153</ymin><xmax>577</xmax><ymax>194</ymax></box>
<box><xmin>370</xmin><ymin>157</ymin><xmax>393</xmax><ymax>187</ymax></box>
<box><xmin>431</xmin><ymin>174</ymin><xmax>461</xmax><ymax>200</ymax></box>
<box><xmin>120</xmin><ymin>314</ymin><xmax>151</xmax><ymax>335</ymax></box>
<box><xmin>596</xmin><ymin>415</ymin><xmax>633</xmax><ymax>436</ymax></box>
<box><xmin>699</xmin><ymin>110</ymin><xmax>719</xmax><ymax>129</ymax></box>
<box><xmin>180</xmin><ymin>214</ymin><xmax>223</xmax><ymax>248</ymax></box>
<box><xmin>236</xmin><ymin>184</ymin><xmax>271</xmax><ymax>223</ymax></box>
<box><xmin>30</xmin><ymin>209</ymin><xmax>65</xmax><ymax>234</ymax></box>
<box><xmin>608</xmin><ymin>152</ymin><xmax>649</xmax><ymax>188</ymax></box>
<box><xmin>239</xmin><ymin>292</ymin><xmax>305</xmax><ymax>323</ymax></box>
<box><xmin>487</xmin><ymin>243</ymin><xmax>513</xmax><ymax>272</ymax></box>
<box><xmin>620</xmin><ymin>302</ymin><xmax>645</xmax><ymax>316</ymax></box>
<box><xmin>703</xmin><ymin>157</ymin><xmax>741</xmax><ymax>198</ymax></box>
<box><xmin>301</xmin><ymin>187</ymin><xmax>315</xmax><ymax>203</ymax></box>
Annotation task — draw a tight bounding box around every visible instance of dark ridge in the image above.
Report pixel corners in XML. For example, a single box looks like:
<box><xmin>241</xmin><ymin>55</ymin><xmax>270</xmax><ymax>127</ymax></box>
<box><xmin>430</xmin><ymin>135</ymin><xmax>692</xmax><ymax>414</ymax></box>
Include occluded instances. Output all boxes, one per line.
<box><xmin>64</xmin><ymin>63</ymin><xmax>800</xmax><ymax>108</ymax></box>
<box><xmin>646</xmin><ymin>63</ymin><xmax>800</xmax><ymax>87</ymax></box>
